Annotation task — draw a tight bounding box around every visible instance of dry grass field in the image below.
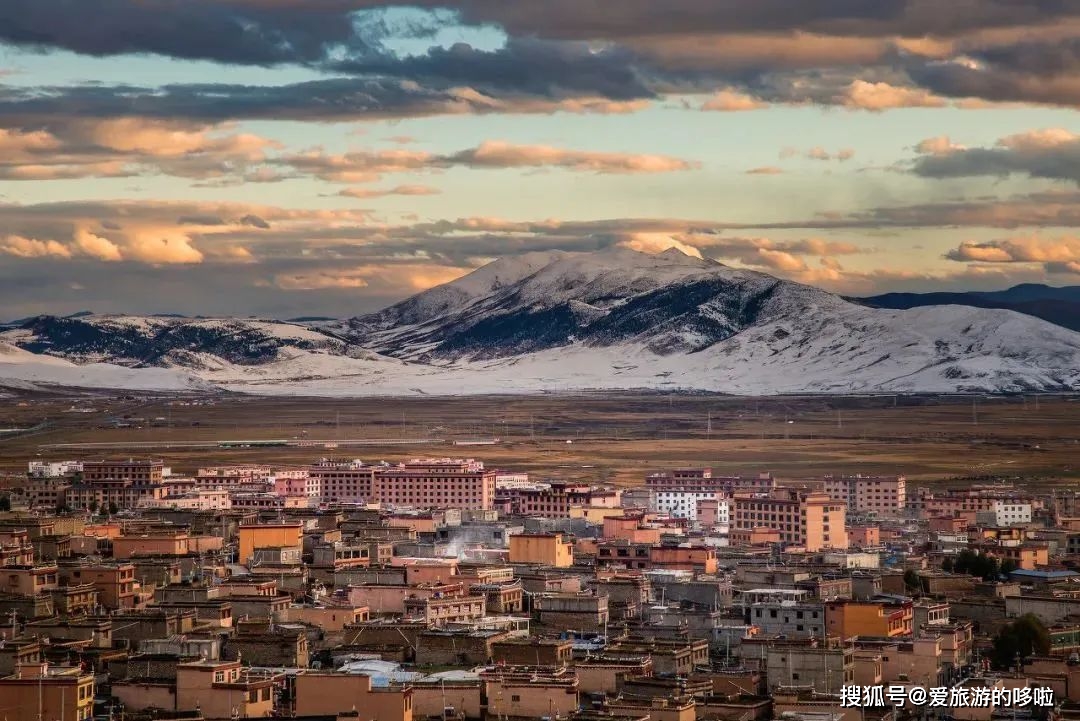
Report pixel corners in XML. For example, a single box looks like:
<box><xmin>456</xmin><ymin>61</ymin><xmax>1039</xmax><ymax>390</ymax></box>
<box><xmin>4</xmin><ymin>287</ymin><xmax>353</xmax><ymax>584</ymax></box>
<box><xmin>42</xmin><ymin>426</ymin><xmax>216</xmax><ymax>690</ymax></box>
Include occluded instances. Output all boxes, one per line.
<box><xmin>1</xmin><ymin>389</ymin><xmax>1079</xmax><ymax>489</ymax></box>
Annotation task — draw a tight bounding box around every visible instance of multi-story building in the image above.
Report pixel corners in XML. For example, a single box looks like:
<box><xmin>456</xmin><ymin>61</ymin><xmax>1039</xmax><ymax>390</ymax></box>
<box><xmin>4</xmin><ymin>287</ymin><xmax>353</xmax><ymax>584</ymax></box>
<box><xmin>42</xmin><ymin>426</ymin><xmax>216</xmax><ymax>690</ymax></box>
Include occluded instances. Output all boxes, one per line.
<box><xmin>58</xmin><ymin>562</ymin><xmax>136</xmax><ymax>610</ymax></box>
<box><xmin>654</xmin><ymin>489</ymin><xmax>728</xmax><ymax>522</ymax></box>
<box><xmin>0</xmin><ymin>663</ymin><xmax>95</xmax><ymax>721</ymax></box>
<box><xmin>978</xmin><ymin>501</ymin><xmax>1033</xmax><ymax>527</ymax></box>
<box><xmin>748</xmin><ymin>601</ymin><xmax>826</xmax><ymax>638</ymax></box>
<box><xmin>646</xmin><ymin>469</ymin><xmax>774</xmax><ymax>495</ymax></box>
<box><xmin>82</xmin><ymin>459</ymin><xmax>163</xmax><ymax>485</ymax></box>
<box><xmin>823</xmin><ymin>475</ymin><xmax>906</xmax><ymax>517</ymax></box>
<box><xmin>308</xmin><ymin>460</ymin><xmax>375</xmax><ymax>504</ymax></box>
<box><xmin>762</xmin><ymin>638</ymin><xmax>854</xmax><ymax>693</ymax></box>
<box><xmin>273</xmin><ymin>474</ymin><xmax>320</xmax><ymax>499</ymax></box>
<box><xmin>372</xmin><ymin>459</ymin><xmax>497</xmax><ymax>510</ymax></box>
<box><xmin>64</xmin><ymin>459</ymin><xmax>167</xmax><ymax>510</ymax></box>
<box><xmin>509</xmin><ymin>533</ymin><xmax>574</xmax><ymax>568</ymax></box>
<box><xmin>497</xmin><ymin>481</ymin><xmax>619</xmax><ymax>517</ymax></box>
<box><xmin>140</xmin><ymin>489</ymin><xmax>231</xmax><ymax>511</ymax></box>
<box><xmin>27</xmin><ymin>461</ymin><xmax>82</xmax><ymax>479</ymax></box>
<box><xmin>731</xmin><ymin>488</ymin><xmax>847</xmax><ymax>551</ymax></box>
<box><xmin>824</xmin><ymin>599</ymin><xmax>913</xmax><ymax>638</ymax></box>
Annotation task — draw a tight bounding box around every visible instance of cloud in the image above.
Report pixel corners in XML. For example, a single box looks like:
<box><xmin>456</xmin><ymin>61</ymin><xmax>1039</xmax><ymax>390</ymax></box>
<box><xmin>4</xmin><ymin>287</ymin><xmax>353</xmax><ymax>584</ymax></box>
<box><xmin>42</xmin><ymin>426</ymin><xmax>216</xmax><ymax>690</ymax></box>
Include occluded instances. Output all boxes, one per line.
<box><xmin>700</xmin><ymin>90</ymin><xmax>767</xmax><ymax>112</ymax></box>
<box><xmin>804</xmin><ymin>147</ymin><xmax>855</xmax><ymax>161</ymax></box>
<box><xmin>911</xmin><ymin>128</ymin><xmax>1080</xmax><ymax>183</ymax></box>
<box><xmin>914</xmin><ymin>135</ymin><xmax>965</xmax><ymax>155</ymax></box>
<box><xmin>445</xmin><ymin>141</ymin><xmax>697</xmax><ymax>173</ymax></box>
<box><xmin>840</xmin><ymin>80</ymin><xmax>948</xmax><ymax>110</ymax></box>
<box><xmin>616</xmin><ymin>233</ymin><xmax>704</xmax><ymax>258</ymax></box>
<box><xmin>339</xmin><ymin>184</ymin><xmax>442</xmax><ymax>199</ymax></box>
<box><xmin>74</xmin><ymin>229</ymin><xmax>123</xmax><ymax>262</ymax></box>
<box><xmin>745</xmin><ymin>166</ymin><xmax>784</xmax><ymax>175</ymax></box>
<box><xmin>0</xmin><ymin>118</ymin><xmax>279</xmax><ymax>182</ymax></box>
<box><xmin>0</xmin><ymin>235</ymin><xmax>72</xmax><ymax>259</ymax></box>
<box><xmin>273</xmin><ymin>270</ymin><xmax>372</xmax><ymax>290</ymax></box>
<box><xmin>946</xmin><ymin>236</ymin><xmax>1080</xmax><ymax>264</ymax></box>
<box><xmin>280</xmin><ymin>140</ymin><xmax>696</xmax><ymax>184</ymax></box>
<box><xmin>0</xmin><ymin>0</ymin><xmax>383</xmax><ymax>66</ymax></box>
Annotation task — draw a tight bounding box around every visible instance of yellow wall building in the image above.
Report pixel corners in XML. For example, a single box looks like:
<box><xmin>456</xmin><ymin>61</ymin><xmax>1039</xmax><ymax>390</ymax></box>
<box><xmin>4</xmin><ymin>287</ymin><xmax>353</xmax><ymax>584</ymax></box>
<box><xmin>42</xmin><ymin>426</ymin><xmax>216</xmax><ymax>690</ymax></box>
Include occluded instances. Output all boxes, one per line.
<box><xmin>508</xmin><ymin>533</ymin><xmax>573</xmax><ymax>568</ymax></box>
<box><xmin>238</xmin><ymin>523</ymin><xmax>303</xmax><ymax>565</ymax></box>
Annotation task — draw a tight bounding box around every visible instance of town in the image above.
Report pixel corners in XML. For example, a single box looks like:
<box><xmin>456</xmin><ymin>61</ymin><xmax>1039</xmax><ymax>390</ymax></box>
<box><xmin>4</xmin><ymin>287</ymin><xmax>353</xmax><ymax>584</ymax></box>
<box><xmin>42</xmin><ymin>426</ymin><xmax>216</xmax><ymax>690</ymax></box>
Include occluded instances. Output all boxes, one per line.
<box><xmin>0</xmin><ymin>456</ymin><xmax>1070</xmax><ymax>721</ymax></box>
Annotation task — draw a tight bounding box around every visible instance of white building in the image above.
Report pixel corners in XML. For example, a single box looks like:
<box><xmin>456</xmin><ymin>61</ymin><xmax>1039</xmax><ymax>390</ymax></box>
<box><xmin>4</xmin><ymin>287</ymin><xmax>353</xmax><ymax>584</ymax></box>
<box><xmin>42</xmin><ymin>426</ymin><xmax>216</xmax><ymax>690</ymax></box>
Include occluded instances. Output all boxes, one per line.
<box><xmin>983</xmin><ymin>501</ymin><xmax>1032</xmax><ymax>526</ymax></box>
<box><xmin>28</xmin><ymin>460</ymin><xmax>82</xmax><ymax>478</ymax></box>
<box><xmin>655</xmin><ymin>489</ymin><xmax>727</xmax><ymax>522</ymax></box>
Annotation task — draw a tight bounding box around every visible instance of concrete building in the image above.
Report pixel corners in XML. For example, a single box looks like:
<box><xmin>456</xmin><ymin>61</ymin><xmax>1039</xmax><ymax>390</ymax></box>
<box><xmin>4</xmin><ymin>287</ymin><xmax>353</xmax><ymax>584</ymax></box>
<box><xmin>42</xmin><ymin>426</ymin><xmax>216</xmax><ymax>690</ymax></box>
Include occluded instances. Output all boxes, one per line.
<box><xmin>646</xmin><ymin>469</ymin><xmax>774</xmax><ymax>495</ymax></box>
<box><xmin>509</xmin><ymin>533</ymin><xmax>574</xmax><ymax>567</ymax></box>
<box><xmin>823</xmin><ymin>475</ymin><xmax>906</xmax><ymax>517</ymax></box>
<box><xmin>292</xmin><ymin>672</ymin><xmax>413</xmax><ymax>721</ymax></box>
<box><xmin>238</xmin><ymin>522</ymin><xmax>303</xmax><ymax>566</ymax></box>
<box><xmin>749</xmin><ymin>600</ymin><xmax>826</xmax><ymax>638</ymax></box>
<box><xmin>0</xmin><ymin>663</ymin><xmax>95</xmax><ymax>721</ymax></box>
<box><xmin>372</xmin><ymin>459</ymin><xmax>496</xmax><ymax>510</ymax></box>
<box><xmin>824</xmin><ymin>600</ymin><xmax>913</xmax><ymax>638</ymax></box>
<box><xmin>977</xmin><ymin>501</ymin><xmax>1033</xmax><ymax>527</ymax></box>
<box><xmin>654</xmin><ymin>489</ymin><xmax>729</xmax><ymax>524</ymax></box>
<box><xmin>732</xmin><ymin>489</ymin><xmax>847</xmax><ymax>551</ymax></box>
<box><xmin>533</xmin><ymin>592</ymin><xmax>609</xmax><ymax>632</ymax></box>
<box><xmin>307</xmin><ymin>460</ymin><xmax>374</xmax><ymax>504</ymax></box>
<box><xmin>765</xmin><ymin>639</ymin><xmax>854</xmax><ymax>694</ymax></box>
<box><xmin>480</xmin><ymin>666</ymin><xmax>579</xmax><ymax>721</ymax></box>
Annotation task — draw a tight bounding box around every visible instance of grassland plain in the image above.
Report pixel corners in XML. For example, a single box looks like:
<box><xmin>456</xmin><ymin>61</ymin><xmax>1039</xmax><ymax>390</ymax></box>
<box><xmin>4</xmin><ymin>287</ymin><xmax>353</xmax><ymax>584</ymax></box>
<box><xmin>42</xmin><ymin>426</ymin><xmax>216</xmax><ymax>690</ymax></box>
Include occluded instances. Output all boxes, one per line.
<box><xmin>1</xmin><ymin>390</ymin><xmax>1078</xmax><ymax>488</ymax></box>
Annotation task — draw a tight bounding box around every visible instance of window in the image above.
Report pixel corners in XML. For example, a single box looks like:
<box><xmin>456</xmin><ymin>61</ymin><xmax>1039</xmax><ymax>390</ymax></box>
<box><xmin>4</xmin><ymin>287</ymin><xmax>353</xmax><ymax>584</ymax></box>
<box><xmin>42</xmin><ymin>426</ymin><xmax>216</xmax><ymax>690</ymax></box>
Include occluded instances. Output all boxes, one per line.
<box><xmin>512</xmin><ymin>695</ymin><xmax>521</xmax><ymax>703</ymax></box>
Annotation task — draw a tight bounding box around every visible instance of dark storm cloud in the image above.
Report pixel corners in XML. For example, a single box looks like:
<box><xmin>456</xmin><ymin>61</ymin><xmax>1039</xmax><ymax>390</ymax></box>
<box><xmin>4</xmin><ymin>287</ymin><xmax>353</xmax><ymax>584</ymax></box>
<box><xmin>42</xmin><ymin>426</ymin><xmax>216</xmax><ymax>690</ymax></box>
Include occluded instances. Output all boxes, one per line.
<box><xmin>0</xmin><ymin>0</ymin><xmax>377</xmax><ymax>66</ymax></box>
<box><xmin>436</xmin><ymin>0</ymin><xmax>1080</xmax><ymax>40</ymax></box>
<box><xmin>332</xmin><ymin>38</ymin><xmax>658</xmax><ymax>101</ymax></box>
<box><xmin>6</xmin><ymin>0</ymin><xmax>1079</xmax><ymax>66</ymax></box>
<box><xmin>0</xmin><ymin>75</ymin><xmax>655</xmax><ymax>128</ymax></box>
<box><xmin>910</xmin><ymin>130</ymin><xmax>1080</xmax><ymax>184</ymax></box>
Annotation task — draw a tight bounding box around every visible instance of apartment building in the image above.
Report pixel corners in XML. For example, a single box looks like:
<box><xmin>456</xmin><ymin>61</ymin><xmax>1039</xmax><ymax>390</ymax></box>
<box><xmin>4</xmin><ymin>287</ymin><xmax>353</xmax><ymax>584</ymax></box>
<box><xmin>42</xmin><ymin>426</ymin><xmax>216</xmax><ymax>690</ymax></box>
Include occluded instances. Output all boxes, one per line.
<box><xmin>655</xmin><ymin>489</ymin><xmax>729</xmax><ymax>522</ymax></box>
<box><xmin>977</xmin><ymin>501</ymin><xmax>1033</xmax><ymax>527</ymax></box>
<box><xmin>0</xmin><ymin>663</ymin><xmax>95</xmax><ymax>721</ymax></box>
<box><xmin>823</xmin><ymin>475</ymin><xmax>906</xmax><ymax>517</ymax></box>
<box><xmin>64</xmin><ymin>459</ymin><xmax>168</xmax><ymax>510</ymax></box>
<box><xmin>497</xmin><ymin>481</ymin><xmax>619</xmax><ymax>517</ymax></box>
<box><xmin>372</xmin><ymin>459</ymin><xmax>497</xmax><ymax>510</ymax></box>
<box><xmin>308</xmin><ymin>459</ymin><xmax>374</xmax><ymax>504</ymax></box>
<box><xmin>731</xmin><ymin>488</ymin><xmax>848</xmax><ymax>551</ymax></box>
<box><xmin>646</xmin><ymin>469</ymin><xmax>775</xmax><ymax>495</ymax></box>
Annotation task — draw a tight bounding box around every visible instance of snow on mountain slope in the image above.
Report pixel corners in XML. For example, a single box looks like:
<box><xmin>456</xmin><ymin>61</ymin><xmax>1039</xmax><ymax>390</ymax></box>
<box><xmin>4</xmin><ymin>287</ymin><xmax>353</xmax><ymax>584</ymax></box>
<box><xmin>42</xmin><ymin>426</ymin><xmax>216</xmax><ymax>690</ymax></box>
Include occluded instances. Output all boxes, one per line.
<box><xmin>3</xmin><ymin>314</ymin><xmax>380</xmax><ymax>366</ymax></box>
<box><xmin>350</xmin><ymin>246</ymin><xmax>850</xmax><ymax>361</ymax></box>
<box><xmin>0</xmin><ymin>341</ymin><xmax>209</xmax><ymax>392</ymax></box>
<box><xmin>5</xmin><ymin>247</ymin><xmax>1080</xmax><ymax>395</ymax></box>
<box><xmin>347</xmin><ymin>250</ymin><xmax>568</xmax><ymax>335</ymax></box>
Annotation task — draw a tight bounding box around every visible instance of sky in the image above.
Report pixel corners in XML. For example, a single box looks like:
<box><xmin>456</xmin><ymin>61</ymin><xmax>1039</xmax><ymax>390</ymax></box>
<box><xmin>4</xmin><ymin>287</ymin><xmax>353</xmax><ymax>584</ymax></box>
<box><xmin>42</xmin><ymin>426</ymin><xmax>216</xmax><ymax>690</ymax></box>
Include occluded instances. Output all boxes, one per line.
<box><xmin>4</xmin><ymin>1</ymin><xmax>1080</xmax><ymax>319</ymax></box>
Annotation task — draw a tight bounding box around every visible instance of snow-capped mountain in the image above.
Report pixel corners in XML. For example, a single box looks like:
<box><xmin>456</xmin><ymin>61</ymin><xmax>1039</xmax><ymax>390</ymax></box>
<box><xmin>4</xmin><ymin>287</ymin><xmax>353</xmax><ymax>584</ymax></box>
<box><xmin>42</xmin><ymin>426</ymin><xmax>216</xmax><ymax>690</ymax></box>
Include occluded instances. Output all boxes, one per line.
<box><xmin>5</xmin><ymin>247</ymin><xmax>1080</xmax><ymax>395</ymax></box>
<box><xmin>349</xmin><ymin>247</ymin><xmax>850</xmax><ymax>361</ymax></box>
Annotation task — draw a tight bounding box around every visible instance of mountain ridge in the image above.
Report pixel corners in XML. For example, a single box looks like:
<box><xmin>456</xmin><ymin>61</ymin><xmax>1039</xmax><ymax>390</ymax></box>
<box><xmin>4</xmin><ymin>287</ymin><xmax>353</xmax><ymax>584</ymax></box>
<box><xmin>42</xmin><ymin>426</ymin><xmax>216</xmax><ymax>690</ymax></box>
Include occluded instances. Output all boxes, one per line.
<box><xmin>4</xmin><ymin>248</ymin><xmax>1080</xmax><ymax>395</ymax></box>
<box><xmin>857</xmin><ymin>283</ymin><xmax>1080</xmax><ymax>332</ymax></box>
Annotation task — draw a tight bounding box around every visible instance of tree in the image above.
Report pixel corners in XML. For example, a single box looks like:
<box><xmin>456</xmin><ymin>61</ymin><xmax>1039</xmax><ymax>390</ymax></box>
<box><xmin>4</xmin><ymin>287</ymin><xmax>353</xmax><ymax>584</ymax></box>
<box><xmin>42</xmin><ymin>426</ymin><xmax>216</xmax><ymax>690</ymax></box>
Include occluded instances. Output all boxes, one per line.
<box><xmin>0</xmin><ymin>496</ymin><xmax>11</xmax><ymax>512</ymax></box>
<box><xmin>88</xmin><ymin>499</ymin><xmax>99</xmax><ymax>514</ymax></box>
<box><xmin>953</xmin><ymin>549</ymin><xmax>1000</xmax><ymax>581</ymax></box>
<box><xmin>992</xmin><ymin>614</ymin><xmax>1051</xmax><ymax>670</ymax></box>
<box><xmin>1000</xmin><ymin>559</ymin><xmax>1019</xmax><ymax>577</ymax></box>
<box><xmin>941</xmin><ymin>557</ymin><xmax>954</xmax><ymax>573</ymax></box>
<box><xmin>904</xmin><ymin>569</ymin><xmax>922</xmax><ymax>594</ymax></box>
<box><xmin>108</xmin><ymin>502</ymin><xmax>119</xmax><ymax>516</ymax></box>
